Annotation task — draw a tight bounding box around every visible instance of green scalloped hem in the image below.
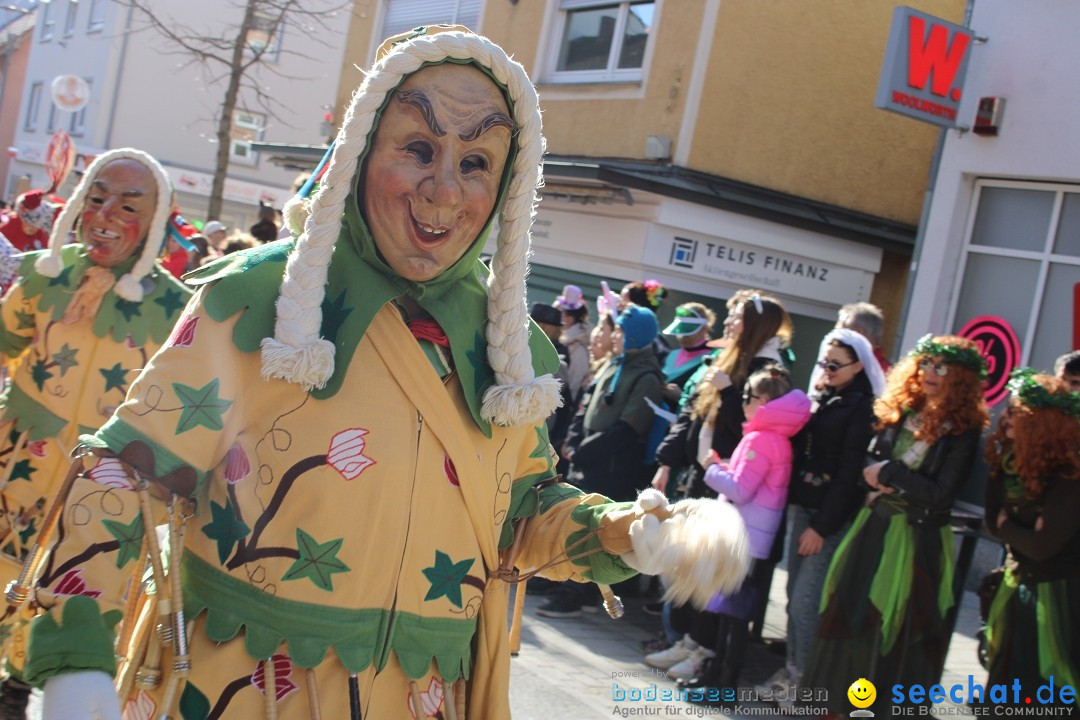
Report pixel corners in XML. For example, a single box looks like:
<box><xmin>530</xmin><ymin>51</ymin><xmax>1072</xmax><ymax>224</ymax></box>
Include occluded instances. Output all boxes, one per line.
<box><xmin>0</xmin><ymin>382</ymin><xmax>67</xmax><ymax>441</ymax></box>
<box><xmin>182</xmin><ymin>552</ymin><xmax>476</xmax><ymax>681</ymax></box>
<box><xmin>85</xmin><ymin>416</ymin><xmax>207</xmax><ymax>483</ymax></box>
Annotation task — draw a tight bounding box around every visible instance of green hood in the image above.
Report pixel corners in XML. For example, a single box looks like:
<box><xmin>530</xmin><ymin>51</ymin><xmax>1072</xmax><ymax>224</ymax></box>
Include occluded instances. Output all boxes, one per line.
<box><xmin>187</xmin><ymin>59</ymin><xmax>555</xmax><ymax>436</ymax></box>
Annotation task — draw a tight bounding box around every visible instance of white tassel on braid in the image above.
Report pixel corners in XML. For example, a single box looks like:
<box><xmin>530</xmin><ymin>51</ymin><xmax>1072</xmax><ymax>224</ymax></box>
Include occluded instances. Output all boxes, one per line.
<box><xmin>34</xmin><ymin>148</ymin><xmax>173</xmax><ymax>302</ymax></box>
<box><xmin>262</xmin><ymin>29</ymin><xmax>564</xmax><ymax>424</ymax></box>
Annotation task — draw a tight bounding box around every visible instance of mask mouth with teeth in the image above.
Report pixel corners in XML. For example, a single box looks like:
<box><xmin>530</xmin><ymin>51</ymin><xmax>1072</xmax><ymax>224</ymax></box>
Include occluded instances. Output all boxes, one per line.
<box><xmin>78</xmin><ymin>158</ymin><xmax>158</xmax><ymax>269</ymax></box>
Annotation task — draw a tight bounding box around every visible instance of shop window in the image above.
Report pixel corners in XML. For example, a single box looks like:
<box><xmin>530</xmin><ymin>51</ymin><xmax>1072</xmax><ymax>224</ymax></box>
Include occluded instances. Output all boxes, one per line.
<box><xmin>378</xmin><ymin>0</ymin><xmax>482</xmax><ymax>43</ymax></box>
<box><xmin>246</xmin><ymin>13</ymin><xmax>281</xmax><ymax>60</ymax></box>
<box><xmin>949</xmin><ymin>180</ymin><xmax>1080</xmax><ymax>374</ymax></box>
<box><xmin>549</xmin><ymin>0</ymin><xmax>656</xmax><ymax>83</ymax></box>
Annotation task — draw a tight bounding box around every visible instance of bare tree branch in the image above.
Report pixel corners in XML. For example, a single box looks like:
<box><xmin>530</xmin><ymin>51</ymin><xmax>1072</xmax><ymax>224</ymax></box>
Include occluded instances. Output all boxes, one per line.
<box><xmin>114</xmin><ymin>0</ymin><xmax>353</xmax><ymax>219</ymax></box>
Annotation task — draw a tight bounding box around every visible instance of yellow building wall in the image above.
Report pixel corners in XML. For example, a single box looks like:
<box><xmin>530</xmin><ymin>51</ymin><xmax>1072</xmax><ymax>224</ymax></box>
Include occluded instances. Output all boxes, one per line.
<box><xmin>690</xmin><ymin>0</ymin><xmax>964</xmax><ymax>224</ymax></box>
<box><xmin>333</xmin><ymin>2</ymin><xmax>380</xmax><ymax>126</ymax></box>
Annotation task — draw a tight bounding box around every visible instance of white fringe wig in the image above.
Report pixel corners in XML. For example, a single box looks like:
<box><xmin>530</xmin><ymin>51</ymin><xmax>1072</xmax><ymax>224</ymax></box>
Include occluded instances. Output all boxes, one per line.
<box><xmin>261</xmin><ymin>29</ymin><xmax>562</xmax><ymax>427</ymax></box>
<box><xmin>34</xmin><ymin>148</ymin><xmax>173</xmax><ymax>302</ymax></box>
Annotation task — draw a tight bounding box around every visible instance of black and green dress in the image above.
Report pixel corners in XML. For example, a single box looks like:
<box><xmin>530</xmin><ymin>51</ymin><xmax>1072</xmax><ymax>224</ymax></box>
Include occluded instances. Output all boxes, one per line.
<box><xmin>803</xmin><ymin>416</ymin><xmax>980</xmax><ymax>714</ymax></box>
<box><xmin>984</xmin><ymin>462</ymin><xmax>1080</xmax><ymax>708</ymax></box>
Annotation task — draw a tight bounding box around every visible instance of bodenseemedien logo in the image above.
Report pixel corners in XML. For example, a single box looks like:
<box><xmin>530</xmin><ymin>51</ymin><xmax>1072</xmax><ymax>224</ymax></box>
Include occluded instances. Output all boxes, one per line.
<box><xmin>849</xmin><ymin>678</ymin><xmax>877</xmax><ymax>717</ymax></box>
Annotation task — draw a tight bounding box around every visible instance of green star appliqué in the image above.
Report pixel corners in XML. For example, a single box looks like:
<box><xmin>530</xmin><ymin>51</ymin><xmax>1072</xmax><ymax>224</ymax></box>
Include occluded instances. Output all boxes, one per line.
<box><xmin>282</xmin><ymin>528</ymin><xmax>349</xmax><ymax>591</ymax></box>
<box><xmin>102</xmin><ymin>514</ymin><xmax>145</xmax><ymax>568</ymax></box>
<box><xmin>30</xmin><ymin>360</ymin><xmax>53</xmax><ymax>391</ymax></box>
<box><xmin>51</xmin><ymin>344</ymin><xmax>79</xmax><ymax>376</ymax></box>
<box><xmin>172</xmin><ymin>379</ymin><xmax>233</xmax><ymax>434</ymax></box>
<box><xmin>8</xmin><ymin>459</ymin><xmax>36</xmax><ymax>483</ymax></box>
<box><xmin>14</xmin><ymin>310</ymin><xmax>34</xmax><ymax>330</ymax></box>
<box><xmin>99</xmin><ymin>362</ymin><xmax>129</xmax><ymax>392</ymax></box>
<box><xmin>422</xmin><ymin>550</ymin><xmax>474</xmax><ymax>608</ymax></box>
<box><xmin>48</xmin><ymin>265</ymin><xmax>74</xmax><ymax>287</ymax></box>
<box><xmin>154</xmin><ymin>288</ymin><xmax>187</xmax><ymax>319</ymax></box>
<box><xmin>200</xmin><ymin>498</ymin><xmax>249</xmax><ymax>564</ymax></box>
<box><xmin>115</xmin><ymin>299</ymin><xmax>142</xmax><ymax>322</ymax></box>
<box><xmin>320</xmin><ymin>289</ymin><xmax>353</xmax><ymax>344</ymax></box>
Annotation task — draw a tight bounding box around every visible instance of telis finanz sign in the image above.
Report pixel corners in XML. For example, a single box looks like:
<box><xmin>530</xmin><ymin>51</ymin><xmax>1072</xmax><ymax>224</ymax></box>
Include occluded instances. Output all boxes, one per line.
<box><xmin>876</xmin><ymin>6</ymin><xmax>975</xmax><ymax>128</ymax></box>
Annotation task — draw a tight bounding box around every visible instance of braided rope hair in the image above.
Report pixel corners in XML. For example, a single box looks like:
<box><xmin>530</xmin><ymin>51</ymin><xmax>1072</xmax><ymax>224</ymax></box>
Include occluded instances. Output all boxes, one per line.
<box><xmin>261</xmin><ymin>28</ymin><xmax>562</xmax><ymax>426</ymax></box>
<box><xmin>34</xmin><ymin>148</ymin><xmax>174</xmax><ymax>302</ymax></box>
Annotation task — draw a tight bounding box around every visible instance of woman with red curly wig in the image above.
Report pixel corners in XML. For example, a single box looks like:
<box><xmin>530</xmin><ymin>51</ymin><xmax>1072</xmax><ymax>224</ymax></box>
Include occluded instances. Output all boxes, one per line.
<box><xmin>984</xmin><ymin>371</ymin><xmax>1080</xmax><ymax>705</ymax></box>
<box><xmin>803</xmin><ymin>335</ymin><xmax>989</xmax><ymax>714</ymax></box>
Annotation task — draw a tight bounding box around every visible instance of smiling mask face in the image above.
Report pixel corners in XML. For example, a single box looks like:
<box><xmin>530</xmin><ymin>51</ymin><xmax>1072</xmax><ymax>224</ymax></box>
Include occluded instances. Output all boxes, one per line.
<box><xmin>361</xmin><ymin>62</ymin><xmax>513</xmax><ymax>283</ymax></box>
<box><xmin>80</xmin><ymin>159</ymin><xmax>157</xmax><ymax>268</ymax></box>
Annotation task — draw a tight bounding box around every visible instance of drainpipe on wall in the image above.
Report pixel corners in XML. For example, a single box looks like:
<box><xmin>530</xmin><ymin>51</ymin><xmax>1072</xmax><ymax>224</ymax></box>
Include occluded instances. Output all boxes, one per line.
<box><xmin>102</xmin><ymin>2</ymin><xmax>134</xmax><ymax>149</ymax></box>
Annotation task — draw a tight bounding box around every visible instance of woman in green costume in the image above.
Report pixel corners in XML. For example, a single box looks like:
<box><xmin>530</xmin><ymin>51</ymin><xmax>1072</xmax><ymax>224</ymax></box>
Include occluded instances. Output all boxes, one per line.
<box><xmin>984</xmin><ymin>370</ymin><xmax>1079</xmax><ymax>708</ymax></box>
<box><xmin>803</xmin><ymin>335</ymin><xmax>988</xmax><ymax>715</ymax></box>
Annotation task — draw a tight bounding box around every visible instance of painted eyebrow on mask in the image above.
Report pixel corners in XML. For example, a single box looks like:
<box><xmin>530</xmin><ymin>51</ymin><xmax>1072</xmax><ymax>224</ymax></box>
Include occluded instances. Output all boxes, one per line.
<box><xmin>395</xmin><ymin>89</ymin><xmax>446</xmax><ymax>136</ymax></box>
<box><xmin>92</xmin><ymin>179</ymin><xmax>147</xmax><ymax>198</ymax></box>
<box><xmin>460</xmin><ymin>111</ymin><xmax>514</xmax><ymax>142</ymax></box>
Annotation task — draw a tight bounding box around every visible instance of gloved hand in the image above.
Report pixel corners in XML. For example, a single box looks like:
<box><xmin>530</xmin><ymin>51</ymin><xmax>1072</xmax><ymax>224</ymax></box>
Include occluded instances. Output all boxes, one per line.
<box><xmin>42</xmin><ymin>670</ymin><xmax>121</xmax><ymax>720</ymax></box>
<box><xmin>602</xmin><ymin>488</ymin><xmax>750</xmax><ymax>608</ymax></box>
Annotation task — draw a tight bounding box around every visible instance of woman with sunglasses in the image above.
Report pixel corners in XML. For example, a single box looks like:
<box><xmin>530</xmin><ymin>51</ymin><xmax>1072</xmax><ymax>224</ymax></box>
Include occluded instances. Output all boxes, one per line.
<box><xmin>802</xmin><ymin>335</ymin><xmax>988</xmax><ymax>715</ymax></box>
<box><xmin>983</xmin><ymin>371</ymin><xmax>1080</xmax><ymax>708</ymax></box>
<box><xmin>757</xmin><ymin>329</ymin><xmax>887</xmax><ymax>699</ymax></box>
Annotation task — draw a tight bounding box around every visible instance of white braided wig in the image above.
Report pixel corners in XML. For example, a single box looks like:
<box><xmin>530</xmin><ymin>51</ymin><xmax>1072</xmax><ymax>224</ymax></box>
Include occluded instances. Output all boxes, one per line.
<box><xmin>262</xmin><ymin>29</ymin><xmax>562</xmax><ymax>427</ymax></box>
<box><xmin>34</xmin><ymin>148</ymin><xmax>173</xmax><ymax>302</ymax></box>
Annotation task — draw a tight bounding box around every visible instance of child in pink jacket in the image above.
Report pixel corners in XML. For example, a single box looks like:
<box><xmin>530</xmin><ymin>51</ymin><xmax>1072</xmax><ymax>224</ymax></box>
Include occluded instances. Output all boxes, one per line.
<box><xmin>682</xmin><ymin>364</ymin><xmax>811</xmax><ymax>689</ymax></box>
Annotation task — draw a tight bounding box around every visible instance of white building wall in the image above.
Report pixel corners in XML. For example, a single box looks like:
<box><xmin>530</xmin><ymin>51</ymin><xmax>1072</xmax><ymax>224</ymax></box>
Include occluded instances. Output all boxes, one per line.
<box><xmin>901</xmin><ymin>0</ymin><xmax>1080</xmax><ymax>351</ymax></box>
<box><xmin>9</xmin><ymin>0</ymin><xmax>347</xmax><ymax>229</ymax></box>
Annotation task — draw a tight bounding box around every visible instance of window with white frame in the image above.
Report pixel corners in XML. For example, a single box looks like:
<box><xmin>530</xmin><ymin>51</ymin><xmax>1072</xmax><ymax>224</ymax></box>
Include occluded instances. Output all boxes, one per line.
<box><xmin>378</xmin><ymin>0</ymin><xmax>482</xmax><ymax>42</ymax></box>
<box><xmin>24</xmin><ymin>82</ymin><xmax>42</xmax><ymax>130</ymax></box>
<box><xmin>948</xmin><ymin>179</ymin><xmax>1080</xmax><ymax>374</ymax></box>
<box><xmin>229</xmin><ymin>110</ymin><xmax>265</xmax><ymax>166</ymax></box>
<box><xmin>550</xmin><ymin>0</ymin><xmax>655</xmax><ymax>83</ymax></box>
<box><xmin>40</xmin><ymin>1</ymin><xmax>55</xmax><ymax>41</ymax></box>
<box><xmin>46</xmin><ymin>103</ymin><xmax>58</xmax><ymax>133</ymax></box>
<box><xmin>69</xmin><ymin>79</ymin><xmax>91</xmax><ymax>135</ymax></box>
<box><xmin>87</xmin><ymin>0</ymin><xmax>106</xmax><ymax>31</ymax></box>
<box><xmin>63</xmin><ymin>0</ymin><xmax>77</xmax><ymax>36</ymax></box>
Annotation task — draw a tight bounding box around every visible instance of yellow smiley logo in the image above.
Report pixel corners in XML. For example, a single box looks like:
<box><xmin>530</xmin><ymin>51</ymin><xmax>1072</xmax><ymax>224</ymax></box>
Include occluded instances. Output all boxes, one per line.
<box><xmin>847</xmin><ymin>678</ymin><xmax>876</xmax><ymax>709</ymax></box>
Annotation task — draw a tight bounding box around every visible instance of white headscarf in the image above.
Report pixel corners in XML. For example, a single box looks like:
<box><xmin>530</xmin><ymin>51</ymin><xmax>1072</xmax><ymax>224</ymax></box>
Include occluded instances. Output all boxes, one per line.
<box><xmin>807</xmin><ymin>328</ymin><xmax>887</xmax><ymax>398</ymax></box>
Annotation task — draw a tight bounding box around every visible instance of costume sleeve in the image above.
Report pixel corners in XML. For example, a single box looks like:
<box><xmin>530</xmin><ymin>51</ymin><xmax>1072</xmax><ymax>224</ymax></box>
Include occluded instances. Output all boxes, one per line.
<box><xmin>655</xmin><ymin>403</ymin><xmax>692</xmax><ymax>469</ymax></box>
<box><xmin>25</xmin><ymin>285</ymin><xmax>249</xmax><ymax>685</ymax></box>
<box><xmin>0</xmin><ymin>280</ymin><xmax>35</xmax><ymax>358</ymax></box>
<box><xmin>809</xmin><ymin>400</ymin><xmax>875</xmax><ymax>537</ymax></box>
<box><xmin>997</xmin><ymin>478</ymin><xmax>1080</xmax><ymax>562</ymax></box>
<box><xmin>702</xmin><ymin>434</ymin><xmax>769</xmax><ymax>502</ymax></box>
<box><xmin>878</xmin><ymin>428</ymin><xmax>980</xmax><ymax>510</ymax></box>
<box><xmin>82</xmin><ymin>284</ymin><xmax>248</xmax><ymax>496</ymax></box>
<box><xmin>509</xmin><ymin>423</ymin><xmax>636</xmax><ymax>586</ymax></box>
<box><xmin>566</xmin><ymin>342</ymin><xmax>589</xmax><ymax>401</ymax></box>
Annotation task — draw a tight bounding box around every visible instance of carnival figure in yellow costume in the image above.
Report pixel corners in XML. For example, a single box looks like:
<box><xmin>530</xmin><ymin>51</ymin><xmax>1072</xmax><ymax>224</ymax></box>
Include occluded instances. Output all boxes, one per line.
<box><xmin>17</xmin><ymin>29</ymin><xmax>747</xmax><ymax>720</ymax></box>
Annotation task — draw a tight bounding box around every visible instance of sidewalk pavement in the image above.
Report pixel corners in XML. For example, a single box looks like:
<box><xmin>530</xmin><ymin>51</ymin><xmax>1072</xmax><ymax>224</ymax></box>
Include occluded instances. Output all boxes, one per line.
<box><xmin>509</xmin><ymin>563</ymin><xmax>985</xmax><ymax>718</ymax></box>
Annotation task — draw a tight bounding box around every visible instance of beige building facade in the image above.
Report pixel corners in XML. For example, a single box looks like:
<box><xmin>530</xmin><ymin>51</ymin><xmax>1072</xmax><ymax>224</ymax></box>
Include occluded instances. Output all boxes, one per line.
<box><xmin>333</xmin><ymin>0</ymin><xmax>964</xmax><ymax>371</ymax></box>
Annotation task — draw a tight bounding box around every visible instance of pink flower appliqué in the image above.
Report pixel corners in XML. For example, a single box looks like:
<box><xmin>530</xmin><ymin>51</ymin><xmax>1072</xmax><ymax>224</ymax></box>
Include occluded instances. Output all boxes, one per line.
<box><xmin>87</xmin><ymin>457</ymin><xmax>134</xmax><ymax>490</ymax></box>
<box><xmin>407</xmin><ymin>677</ymin><xmax>444</xmax><ymax>718</ymax></box>
<box><xmin>252</xmin><ymin>654</ymin><xmax>298</xmax><ymax>702</ymax></box>
<box><xmin>443</xmin><ymin>452</ymin><xmax>459</xmax><ymax>487</ymax></box>
<box><xmin>26</xmin><ymin>440</ymin><xmax>47</xmax><ymax>458</ymax></box>
<box><xmin>224</xmin><ymin>443</ymin><xmax>251</xmax><ymax>484</ymax></box>
<box><xmin>327</xmin><ymin>428</ymin><xmax>375</xmax><ymax>480</ymax></box>
<box><xmin>122</xmin><ymin>690</ymin><xmax>157</xmax><ymax>720</ymax></box>
<box><xmin>53</xmin><ymin>569</ymin><xmax>103</xmax><ymax>599</ymax></box>
<box><xmin>167</xmin><ymin>314</ymin><xmax>199</xmax><ymax>348</ymax></box>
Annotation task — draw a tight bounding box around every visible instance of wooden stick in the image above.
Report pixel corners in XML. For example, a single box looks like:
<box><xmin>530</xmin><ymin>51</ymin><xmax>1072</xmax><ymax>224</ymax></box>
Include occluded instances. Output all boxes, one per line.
<box><xmin>409</xmin><ymin>681</ymin><xmax>426</xmax><ymax>719</ymax></box>
<box><xmin>509</xmin><ymin>578</ymin><xmax>527</xmax><ymax>656</ymax></box>
<box><xmin>598</xmin><ymin>584</ymin><xmax>624</xmax><ymax>619</ymax></box>
<box><xmin>304</xmin><ymin>668</ymin><xmax>322</xmax><ymax>720</ymax></box>
<box><xmin>442</xmin><ymin>681</ymin><xmax>458</xmax><ymax>720</ymax></box>
<box><xmin>264</xmin><ymin>656</ymin><xmax>278</xmax><ymax>720</ymax></box>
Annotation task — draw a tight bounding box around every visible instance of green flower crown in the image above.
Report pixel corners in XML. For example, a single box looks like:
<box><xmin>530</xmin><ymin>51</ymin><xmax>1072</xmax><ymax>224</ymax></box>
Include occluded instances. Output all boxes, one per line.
<box><xmin>910</xmin><ymin>334</ymin><xmax>988</xmax><ymax>379</ymax></box>
<box><xmin>1008</xmin><ymin>368</ymin><xmax>1080</xmax><ymax>420</ymax></box>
